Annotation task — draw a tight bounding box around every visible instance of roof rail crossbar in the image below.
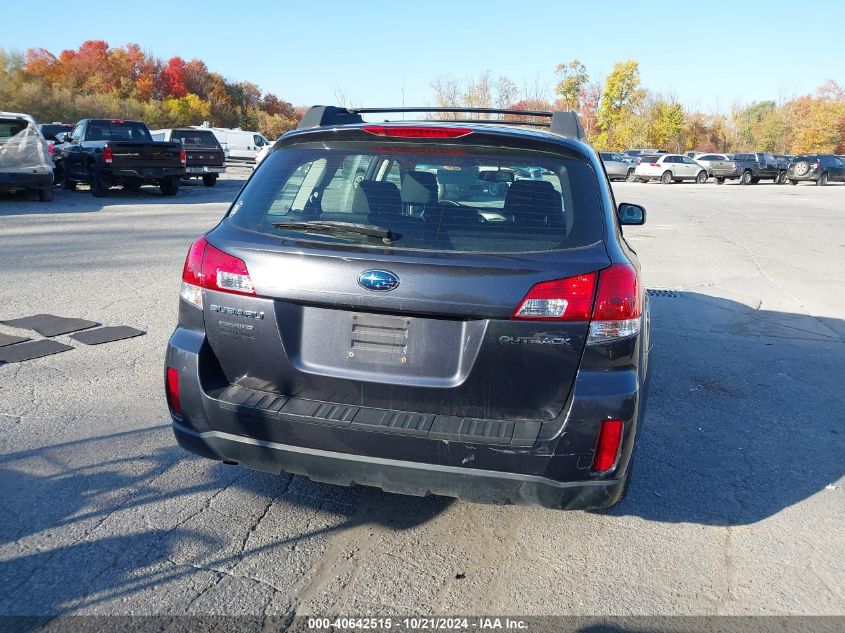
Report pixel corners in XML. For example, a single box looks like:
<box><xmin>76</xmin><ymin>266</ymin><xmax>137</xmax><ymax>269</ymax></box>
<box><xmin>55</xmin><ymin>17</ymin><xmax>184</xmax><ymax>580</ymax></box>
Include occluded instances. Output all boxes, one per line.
<box><xmin>348</xmin><ymin>106</ymin><xmax>554</xmax><ymax>118</ymax></box>
<box><xmin>418</xmin><ymin>119</ymin><xmax>552</xmax><ymax>128</ymax></box>
<box><xmin>297</xmin><ymin>106</ymin><xmax>586</xmax><ymax>140</ymax></box>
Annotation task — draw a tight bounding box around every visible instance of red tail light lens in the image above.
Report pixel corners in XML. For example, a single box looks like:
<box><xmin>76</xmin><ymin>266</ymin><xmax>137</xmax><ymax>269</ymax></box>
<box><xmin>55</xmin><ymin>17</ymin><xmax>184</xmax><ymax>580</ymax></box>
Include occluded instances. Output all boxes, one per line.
<box><xmin>362</xmin><ymin>125</ymin><xmax>472</xmax><ymax>139</ymax></box>
<box><xmin>166</xmin><ymin>367</ymin><xmax>182</xmax><ymax>416</ymax></box>
<box><xmin>201</xmin><ymin>241</ymin><xmax>255</xmax><ymax>295</ymax></box>
<box><xmin>512</xmin><ymin>273</ymin><xmax>597</xmax><ymax>321</ymax></box>
<box><xmin>592</xmin><ymin>419</ymin><xmax>624</xmax><ymax>472</ymax></box>
<box><xmin>588</xmin><ymin>264</ymin><xmax>642</xmax><ymax>344</ymax></box>
<box><xmin>180</xmin><ymin>236</ymin><xmax>256</xmax><ymax>308</ymax></box>
<box><xmin>103</xmin><ymin>146</ymin><xmax>113</xmax><ymax>164</ymax></box>
<box><xmin>649</xmin><ymin>162</ymin><xmax>659</xmax><ymax>167</ymax></box>
<box><xmin>180</xmin><ymin>147</ymin><xmax>186</xmax><ymax>166</ymax></box>
<box><xmin>593</xmin><ymin>264</ymin><xmax>641</xmax><ymax>320</ymax></box>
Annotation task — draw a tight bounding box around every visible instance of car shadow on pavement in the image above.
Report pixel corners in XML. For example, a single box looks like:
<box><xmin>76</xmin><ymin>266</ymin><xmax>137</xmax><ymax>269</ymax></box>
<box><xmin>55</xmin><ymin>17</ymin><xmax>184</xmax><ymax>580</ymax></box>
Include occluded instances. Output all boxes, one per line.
<box><xmin>0</xmin><ymin>424</ymin><xmax>450</xmax><ymax>616</ymax></box>
<box><xmin>612</xmin><ymin>291</ymin><xmax>844</xmax><ymax>526</ymax></box>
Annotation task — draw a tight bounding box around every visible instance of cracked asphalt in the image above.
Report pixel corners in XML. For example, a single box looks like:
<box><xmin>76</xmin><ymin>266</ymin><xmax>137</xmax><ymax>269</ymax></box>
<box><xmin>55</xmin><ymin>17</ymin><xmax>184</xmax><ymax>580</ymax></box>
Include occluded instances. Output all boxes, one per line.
<box><xmin>0</xmin><ymin>171</ymin><xmax>842</xmax><ymax>617</ymax></box>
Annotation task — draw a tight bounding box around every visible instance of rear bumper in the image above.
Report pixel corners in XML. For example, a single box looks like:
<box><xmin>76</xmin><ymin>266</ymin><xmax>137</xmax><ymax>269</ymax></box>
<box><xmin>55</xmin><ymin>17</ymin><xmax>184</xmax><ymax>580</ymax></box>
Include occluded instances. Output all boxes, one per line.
<box><xmin>108</xmin><ymin>167</ymin><xmax>186</xmax><ymax>180</ymax></box>
<box><xmin>166</xmin><ymin>326</ymin><xmax>647</xmax><ymax>510</ymax></box>
<box><xmin>786</xmin><ymin>172</ymin><xmax>819</xmax><ymax>182</ymax></box>
<box><xmin>173</xmin><ymin>421</ymin><xmax>627</xmax><ymax>508</ymax></box>
<box><xmin>710</xmin><ymin>169</ymin><xmax>740</xmax><ymax>179</ymax></box>
<box><xmin>186</xmin><ymin>166</ymin><xmax>225</xmax><ymax>174</ymax></box>
<box><xmin>0</xmin><ymin>171</ymin><xmax>52</xmax><ymax>190</ymax></box>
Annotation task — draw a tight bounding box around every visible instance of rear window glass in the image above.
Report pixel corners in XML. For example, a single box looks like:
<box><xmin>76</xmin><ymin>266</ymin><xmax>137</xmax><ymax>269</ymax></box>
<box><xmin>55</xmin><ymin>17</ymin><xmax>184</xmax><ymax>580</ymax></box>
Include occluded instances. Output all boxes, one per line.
<box><xmin>38</xmin><ymin>124</ymin><xmax>73</xmax><ymax>140</ymax></box>
<box><xmin>86</xmin><ymin>121</ymin><xmax>152</xmax><ymax>142</ymax></box>
<box><xmin>170</xmin><ymin>130</ymin><xmax>220</xmax><ymax>147</ymax></box>
<box><xmin>227</xmin><ymin>142</ymin><xmax>604</xmax><ymax>253</ymax></box>
<box><xmin>0</xmin><ymin>119</ymin><xmax>29</xmax><ymax>140</ymax></box>
<box><xmin>638</xmin><ymin>155</ymin><xmax>659</xmax><ymax>162</ymax></box>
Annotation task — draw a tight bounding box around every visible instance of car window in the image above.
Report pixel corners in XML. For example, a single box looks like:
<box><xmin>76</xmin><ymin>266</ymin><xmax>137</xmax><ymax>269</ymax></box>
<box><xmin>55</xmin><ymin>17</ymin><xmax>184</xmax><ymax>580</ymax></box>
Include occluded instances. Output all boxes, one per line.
<box><xmin>682</xmin><ymin>157</ymin><xmax>695</xmax><ymax>164</ymax></box>
<box><xmin>85</xmin><ymin>121</ymin><xmax>152</xmax><ymax>142</ymax></box>
<box><xmin>0</xmin><ymin>118</ymin><xmax>29</xmax><ymax>140</ymax></box>
<box><xmin>228</xmin><ymin>143</ymin><xmax>604</xmax><ymax>254</ymax></box>
<box><xmin>600</xmin><ymin>153</ymin><xmax>612</xmax><ymax>161</ymax></box>
<box><xmin>171</xmin><ymin>130</ymin><xmax>220</xmax><ymax>147</ymax></box>
<box><xmin>70</xmin><ymin>124</ymin><xmax>83</xmax><ymax>143</ymax></box>
<box><xmin>639</xmin><ymin>155</ymin><xmax>659</xmax><ymax>163</ymax></box>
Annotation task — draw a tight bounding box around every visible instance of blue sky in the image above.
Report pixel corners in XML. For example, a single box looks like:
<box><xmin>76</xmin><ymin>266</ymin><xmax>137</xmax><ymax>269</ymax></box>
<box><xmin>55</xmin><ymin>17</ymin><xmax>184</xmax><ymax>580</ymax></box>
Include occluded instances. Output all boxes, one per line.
<box><xmin>6</xmin><ymin>0</ymin><xmax>844</xmax><ymax>113</ymax></box>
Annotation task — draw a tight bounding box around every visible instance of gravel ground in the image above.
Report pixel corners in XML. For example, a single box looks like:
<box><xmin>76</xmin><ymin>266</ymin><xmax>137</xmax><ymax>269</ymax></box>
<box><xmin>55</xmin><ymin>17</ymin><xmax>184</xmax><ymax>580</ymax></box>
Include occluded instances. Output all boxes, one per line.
<box><xmin>0</xmin><ymin>171</ymin><xmax>842</xmax><ymax>617</ymax></box>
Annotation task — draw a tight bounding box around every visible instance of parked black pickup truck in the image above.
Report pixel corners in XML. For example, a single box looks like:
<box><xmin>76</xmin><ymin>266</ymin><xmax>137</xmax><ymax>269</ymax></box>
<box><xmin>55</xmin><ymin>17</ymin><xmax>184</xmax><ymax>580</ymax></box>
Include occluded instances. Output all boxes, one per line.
<box><xmin>53</xmin><ymin>119</ymin><xmax>186</xmax><ymax>197</ymax></box>
<box><xmin>708</xmin><ymin>152</ymin><xmax>783</xmax><ymax>185</ymax></box>
<box><xmin>151</xmin><ymin>128</ymin><xmax>226</xmax><ymax>186</ymax></box>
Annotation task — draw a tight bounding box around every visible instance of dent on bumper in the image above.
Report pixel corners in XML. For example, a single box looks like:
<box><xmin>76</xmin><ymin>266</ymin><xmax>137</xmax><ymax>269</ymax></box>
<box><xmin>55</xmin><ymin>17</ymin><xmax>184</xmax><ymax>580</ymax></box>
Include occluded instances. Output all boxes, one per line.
<box><xmin>172</xmin><ymin>421</ymin><xmax>627</xmax><ymax>509</ymax></box>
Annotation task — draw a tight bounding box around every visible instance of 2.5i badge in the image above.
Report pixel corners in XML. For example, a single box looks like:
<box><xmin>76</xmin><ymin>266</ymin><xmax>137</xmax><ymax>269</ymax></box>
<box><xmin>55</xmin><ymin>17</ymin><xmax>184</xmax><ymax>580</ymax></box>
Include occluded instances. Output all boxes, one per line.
<box><xmin>209</xmin><ymin>304</ymin><xmax>264</xmax><ymax>319</ymax></box>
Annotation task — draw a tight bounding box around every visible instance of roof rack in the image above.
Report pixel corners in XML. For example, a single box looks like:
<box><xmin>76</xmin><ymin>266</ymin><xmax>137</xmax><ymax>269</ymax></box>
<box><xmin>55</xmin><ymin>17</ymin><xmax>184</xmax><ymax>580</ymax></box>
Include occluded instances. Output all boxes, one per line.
<box><xmin>296</xmin><ymin>106</ymin><xmax>586</xmax><ymax>140</ymax></box>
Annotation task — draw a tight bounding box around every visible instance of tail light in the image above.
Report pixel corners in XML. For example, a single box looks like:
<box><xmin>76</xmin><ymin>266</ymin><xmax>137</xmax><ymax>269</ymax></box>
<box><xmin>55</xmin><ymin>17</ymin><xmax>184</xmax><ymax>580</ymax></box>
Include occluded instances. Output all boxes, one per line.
<box><xmin>48</xmin><ymin>142</ymin><xmax>54</xmax><ymax>155</ymax></box>
<box><xmin>592</xmin><ymin>419</ymin><xmax>624</xmax><ymax>472</ymax></box>
<box><xmin>512</xmin><ymin>273</ymin><xmax>597</xmax><ymax>321</ymax></box>
<box><xmin>511</xmin><ymin>264</ymin><xmax>641</xmax><ymax>344</ymax></box>
<box><xmin>811</xmin><ymin>162</ymin><xmax>820</xmax><ymax>170</ymax></box>
<box><xmin>588</xmin><ymin>264</ymin><xmax>642</xmax><ymax>344</ymax></box>
<box><xmin>180</xmin><ymin>147</ymin><xmax>186</xmax><ymax>166</ymax></box>
<box><xmin>649</xmin><ymin>162</ymin><xmax>660</xmax><ymax>167</ymax></box>
<box><xmin>166</xmin><ymin>367</ymin><xmax>182</xmax><ymax>416</ymax></box>
<box><xmin>362</xmin><ymin>125</ymin><xmax>472</xmax><ymax>139</ymax></box>
<box><xmin>180</xmin><ymin>236</ymin><xmax>256</xmax><ymax>308</ymax></box>
<box><xmin>103</xmin><ymin>147</ymin><xmax>113</xmax><ymax>164</ymax></box>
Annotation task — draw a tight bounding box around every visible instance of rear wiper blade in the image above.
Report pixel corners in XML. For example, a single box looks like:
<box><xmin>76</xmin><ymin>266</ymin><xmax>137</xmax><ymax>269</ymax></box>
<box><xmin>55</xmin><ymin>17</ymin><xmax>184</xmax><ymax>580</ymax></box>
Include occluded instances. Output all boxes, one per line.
<box><xmin>271</xmin><ymin>220</ymin><xmax>400</xmax><ymax>244</ymax></box>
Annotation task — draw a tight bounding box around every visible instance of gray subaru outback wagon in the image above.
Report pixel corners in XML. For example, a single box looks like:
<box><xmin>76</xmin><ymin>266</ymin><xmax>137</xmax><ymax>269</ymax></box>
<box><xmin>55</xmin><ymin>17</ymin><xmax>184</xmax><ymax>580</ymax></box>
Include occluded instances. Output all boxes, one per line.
<box><xmin>166</xmin><ymin>106</ymin><xmax>650</xmax><ymax>510</ymax></box>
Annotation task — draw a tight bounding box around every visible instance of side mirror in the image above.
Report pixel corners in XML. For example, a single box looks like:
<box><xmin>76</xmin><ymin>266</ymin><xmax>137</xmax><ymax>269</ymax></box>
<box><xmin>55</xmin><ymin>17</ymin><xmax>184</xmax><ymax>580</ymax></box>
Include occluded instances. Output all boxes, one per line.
<box><xmin>55</xmin><ymin>132</ymin><xmax>70</xmax><ymax>143</ymax></box>
<box><xmin>618</xmin><ymin>202</ymin><xmax>646</xmax><ymax>225</ymax></box>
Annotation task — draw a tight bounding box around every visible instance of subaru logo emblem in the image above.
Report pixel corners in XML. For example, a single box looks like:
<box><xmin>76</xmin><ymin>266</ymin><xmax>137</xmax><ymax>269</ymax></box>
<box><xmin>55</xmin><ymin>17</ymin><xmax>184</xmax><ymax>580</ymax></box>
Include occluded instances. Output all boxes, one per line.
<box><xmin>358</xmin><ymin>270</ymin><xmax>400</xmax><ymax>292</ymax></box>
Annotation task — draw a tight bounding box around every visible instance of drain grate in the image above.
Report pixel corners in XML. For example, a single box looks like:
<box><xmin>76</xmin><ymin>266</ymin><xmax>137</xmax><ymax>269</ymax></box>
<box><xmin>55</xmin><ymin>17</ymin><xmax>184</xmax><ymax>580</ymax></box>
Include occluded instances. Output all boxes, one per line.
<box><xmin>647</xmin><ymin>288</ymin><xmax>682</xmax><ymax>298</ymax></box>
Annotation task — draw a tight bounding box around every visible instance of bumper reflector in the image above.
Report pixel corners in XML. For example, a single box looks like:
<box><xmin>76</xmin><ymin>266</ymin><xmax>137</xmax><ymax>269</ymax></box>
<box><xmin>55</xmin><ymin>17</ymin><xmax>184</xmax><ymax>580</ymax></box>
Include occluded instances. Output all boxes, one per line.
<box><xmin>592</xmin><ymin>419</ymin><xmax>624</xmax><ymax>473</ymax></box>
<box><xmin>166</xmin><ymin>368</ymin><xmax>182</xmax><ymax>416</ymax></box>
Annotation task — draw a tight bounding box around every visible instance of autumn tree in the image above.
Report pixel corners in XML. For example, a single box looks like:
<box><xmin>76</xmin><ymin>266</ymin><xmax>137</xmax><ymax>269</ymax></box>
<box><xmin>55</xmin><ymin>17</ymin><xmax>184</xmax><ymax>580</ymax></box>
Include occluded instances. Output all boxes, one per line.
<box><xmin>554</xmin><ymin>59</ymin><xmax>588</xmax><ymax>112</ymax></box>
<box><xmin>596</xmin><ymin>60</ymin><xmax>646</xmax><ymax>150</ymax></box>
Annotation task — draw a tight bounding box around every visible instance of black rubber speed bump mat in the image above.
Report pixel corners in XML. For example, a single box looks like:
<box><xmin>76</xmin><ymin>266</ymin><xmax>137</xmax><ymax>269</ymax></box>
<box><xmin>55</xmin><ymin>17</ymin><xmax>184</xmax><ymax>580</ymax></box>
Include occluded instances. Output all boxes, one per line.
<box><xmin>70</xmin><ymin>326</ymin><xmax>146</xmax><ymax>345</ymax></box>
<box><xmin>1</xmin><ymin>314</ymin><xmax>98</xmax><ymax>337</ymax></box>
<box><xmin>0</xmin><ymin>340</ymin><xmax>74</xmax><ymax>364</ymax></box>
<box><xmin>0</xmin><ymin>333</ymin><xmax>31</xmax><ymax>347</ymax></box>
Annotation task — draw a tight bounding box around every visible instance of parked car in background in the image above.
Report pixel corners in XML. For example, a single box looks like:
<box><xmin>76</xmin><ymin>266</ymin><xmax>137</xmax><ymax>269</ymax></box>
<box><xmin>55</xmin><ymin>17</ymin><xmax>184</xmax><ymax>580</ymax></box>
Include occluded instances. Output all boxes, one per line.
<box><xmin>786</xmin><ymin>154</ymin><xmax>845</xmax><ymax>185</ymax></box>
<box><xmin>0</xmin><ymin>112</ymin><xmax>54</xmax><ymax>201</ymax></box>
<box><xmin>634</xmin><ymin>153</ymin><xmax>708</xmax><ymax>183</ymax></box>
<box><xmin>37</xmin><ymin>122</ymin><xmax>74</xmax><ymax>158</ymax></box>
<box><xmin>254</xmin><ymin>141</ymin><xmax>274</xmax><ymax>168</ymax></box>
<box><xmin>731</xmin><ymin>152</ymin><xmax>782</xmax><ymax>185</ymax></box>
<box><xmin>166</xmin><ymin>106</ymin><xmax>650</xmax><ymax>511</ymax></box>
<box><xmin>151</xmin><ymin>128</ymin><xmax>226</xmax><ymax>186</ymax></box>
<box><xmin>624</xmin><ymin>148</ymin><xmax>666</xmax><ymax>159</ymax></box>
<box><xmin>37</xmin><ymin>122</ymin><xmax>74</xmax><ymax>143</ymax></box>
<box><xmin>195</xmin><ymin>126</ymin><xmax>270</xmax><ymax>161</ymax></box>
<box><xmin>704</xmin><ymin>156</ymin><xmax>741</xmax><ymax>184</ymax></box>
<box><xmin>600</xmin><ymin>152</ymin><xmax>636</xmax><ymax>181</ymax></box>
<box><xmin>692</xmin><ymin>153</ymin><xmax>731</xmax><ymax>173</ymax></box>
<box><xmin>53</xmin><ymin>119</ymin><xmax>186</xmax><ymax>197</ymax></box>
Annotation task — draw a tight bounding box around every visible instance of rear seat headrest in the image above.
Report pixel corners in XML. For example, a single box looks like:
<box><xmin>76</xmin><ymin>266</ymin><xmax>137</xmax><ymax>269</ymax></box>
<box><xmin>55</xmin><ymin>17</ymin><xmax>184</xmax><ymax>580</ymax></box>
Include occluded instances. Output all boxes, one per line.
<box><xmin>400</xmin><ymin>171</ymin><xmax>438</xmax><ymax>204</ymax></box>
<box><xmin>503</xmin><ymin>180</ymin><xmax>563</xmax><ymax>226</ymax></box>
<box><xmin>351</xmin><ymin>180</ymin><xmax>403</xmax><ymax>217</ymax></box>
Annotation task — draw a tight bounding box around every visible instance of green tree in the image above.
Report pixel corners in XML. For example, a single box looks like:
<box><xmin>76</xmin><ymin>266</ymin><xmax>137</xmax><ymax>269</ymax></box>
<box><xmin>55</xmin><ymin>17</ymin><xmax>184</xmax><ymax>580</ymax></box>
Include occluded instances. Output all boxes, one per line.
<box><xmin>648</xmin><ymin>101</ymin><xmax>685</xmax><ymax>151</ymax></box>
<box><xmin>554</xmin><ymin>59</ymin><xmax>588</xmax><ymax>112</ymax></box>
<box><xmin>596</xmin><ymin>60</ymin><xmax>646</xmax><ymax>150</ymax></box>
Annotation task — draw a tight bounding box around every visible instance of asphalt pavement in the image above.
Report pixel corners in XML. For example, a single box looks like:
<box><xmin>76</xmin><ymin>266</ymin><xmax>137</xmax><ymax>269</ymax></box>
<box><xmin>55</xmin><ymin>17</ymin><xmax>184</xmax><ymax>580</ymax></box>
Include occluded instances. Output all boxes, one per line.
<box><xmin>0</xmin><ymin>171</ymin><xmax>842</xmax><ymax>617</ymax></box>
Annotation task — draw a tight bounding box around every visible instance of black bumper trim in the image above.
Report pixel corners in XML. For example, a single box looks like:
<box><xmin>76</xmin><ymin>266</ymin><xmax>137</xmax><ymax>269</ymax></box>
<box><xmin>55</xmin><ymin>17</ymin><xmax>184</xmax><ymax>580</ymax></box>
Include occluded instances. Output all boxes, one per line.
<box><xmin>207</xmin><ymin>384</ymin><xmax>542</xmax><ymax>446</ymax></box>
<box><xmin>172</xmin><ymin>422</ymin><xmax>625</xmax><ymax>509</ymax></box>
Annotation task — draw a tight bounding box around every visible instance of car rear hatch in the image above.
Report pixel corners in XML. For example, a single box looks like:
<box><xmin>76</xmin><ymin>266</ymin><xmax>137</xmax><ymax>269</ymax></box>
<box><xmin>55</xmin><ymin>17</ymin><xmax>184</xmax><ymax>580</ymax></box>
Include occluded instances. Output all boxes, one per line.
<box><xmin>109</xmin><ymin>142</ymin><xmax>183</xmax><ymax>169</ymax></box>
<box><xmin>189</xmin><ymin>126</ymin><xmax>610</xmax><ymax>429</ymax></box>
<box><xmin>169</xmin><ymin>130</ymin><xmax>225</xmax><ymax>167</ymax></box>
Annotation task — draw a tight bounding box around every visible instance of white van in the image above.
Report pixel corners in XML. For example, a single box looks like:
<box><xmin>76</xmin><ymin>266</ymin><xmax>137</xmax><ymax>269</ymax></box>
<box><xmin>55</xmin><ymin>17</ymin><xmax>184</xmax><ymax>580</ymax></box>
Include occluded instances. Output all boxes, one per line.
<box><xmin>193</xmin><ymin>127</ymin><xmax>269</xmax><ymax>162</ymax></box>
